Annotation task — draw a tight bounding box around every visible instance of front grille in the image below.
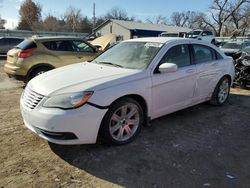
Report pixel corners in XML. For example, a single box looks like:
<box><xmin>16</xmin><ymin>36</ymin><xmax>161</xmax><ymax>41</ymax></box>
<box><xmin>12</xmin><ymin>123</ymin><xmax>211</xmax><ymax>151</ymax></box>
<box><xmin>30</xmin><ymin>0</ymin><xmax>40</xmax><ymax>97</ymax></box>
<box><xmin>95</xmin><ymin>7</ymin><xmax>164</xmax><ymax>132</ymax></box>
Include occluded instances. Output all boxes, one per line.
<box><xmin>22</xmin><ymin>86</ymin><xmax>44</xmax><ymax>109</ymax></box>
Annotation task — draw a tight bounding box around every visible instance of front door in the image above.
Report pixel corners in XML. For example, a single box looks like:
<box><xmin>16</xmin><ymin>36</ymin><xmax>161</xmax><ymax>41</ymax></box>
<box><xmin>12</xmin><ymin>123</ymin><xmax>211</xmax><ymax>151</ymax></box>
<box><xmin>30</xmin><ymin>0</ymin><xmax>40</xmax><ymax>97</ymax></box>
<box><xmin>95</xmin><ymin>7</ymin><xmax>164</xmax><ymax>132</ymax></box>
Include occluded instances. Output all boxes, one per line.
<box><xmin>151</xmin><ymin>44</ymin><xmax>197</xmax><ymax>119</ymax></box>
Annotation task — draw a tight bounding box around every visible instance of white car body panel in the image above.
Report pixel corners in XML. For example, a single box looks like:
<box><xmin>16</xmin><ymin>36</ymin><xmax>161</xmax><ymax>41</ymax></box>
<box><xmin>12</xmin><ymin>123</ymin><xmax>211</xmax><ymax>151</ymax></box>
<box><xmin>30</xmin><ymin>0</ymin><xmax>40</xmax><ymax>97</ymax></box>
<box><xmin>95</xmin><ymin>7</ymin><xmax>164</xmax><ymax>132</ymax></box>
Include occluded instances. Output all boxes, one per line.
<box><xmin>20</xmin><ymin>37</ymin><xmax>235</xmax><ymax>145</ymax></box>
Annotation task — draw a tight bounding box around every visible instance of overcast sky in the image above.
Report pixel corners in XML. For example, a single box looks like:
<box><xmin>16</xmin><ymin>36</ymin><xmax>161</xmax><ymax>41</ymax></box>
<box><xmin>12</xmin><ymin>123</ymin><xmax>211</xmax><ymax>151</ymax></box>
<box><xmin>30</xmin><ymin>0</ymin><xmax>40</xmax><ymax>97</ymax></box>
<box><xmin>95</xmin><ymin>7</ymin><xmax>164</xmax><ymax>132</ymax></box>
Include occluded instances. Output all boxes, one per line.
<box><xmin>0</xmin><ymin>0</ymin><xmax>211</xmax><ymax>29</ymax></box>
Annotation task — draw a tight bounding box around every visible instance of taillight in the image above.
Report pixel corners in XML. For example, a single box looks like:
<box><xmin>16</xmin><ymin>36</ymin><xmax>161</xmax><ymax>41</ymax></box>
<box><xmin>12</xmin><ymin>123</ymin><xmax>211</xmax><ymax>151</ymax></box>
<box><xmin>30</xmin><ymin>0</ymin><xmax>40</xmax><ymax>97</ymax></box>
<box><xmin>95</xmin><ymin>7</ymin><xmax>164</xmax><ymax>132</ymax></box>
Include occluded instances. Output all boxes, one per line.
<box><xmin>18</xmin><ymin>48</ymin><xmax>35</xmax><ymax>58</ymax></box>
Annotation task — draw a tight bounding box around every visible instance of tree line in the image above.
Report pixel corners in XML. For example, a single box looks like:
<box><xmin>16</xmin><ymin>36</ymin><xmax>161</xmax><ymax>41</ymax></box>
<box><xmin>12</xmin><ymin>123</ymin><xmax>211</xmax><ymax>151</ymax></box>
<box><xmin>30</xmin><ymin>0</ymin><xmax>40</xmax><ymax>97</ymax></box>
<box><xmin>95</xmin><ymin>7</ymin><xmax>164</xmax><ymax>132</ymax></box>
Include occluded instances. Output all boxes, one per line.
<box><xmin>0</xmin><ymin>0</ymin><xmax>250</xmax><ymax>36</ymax></box>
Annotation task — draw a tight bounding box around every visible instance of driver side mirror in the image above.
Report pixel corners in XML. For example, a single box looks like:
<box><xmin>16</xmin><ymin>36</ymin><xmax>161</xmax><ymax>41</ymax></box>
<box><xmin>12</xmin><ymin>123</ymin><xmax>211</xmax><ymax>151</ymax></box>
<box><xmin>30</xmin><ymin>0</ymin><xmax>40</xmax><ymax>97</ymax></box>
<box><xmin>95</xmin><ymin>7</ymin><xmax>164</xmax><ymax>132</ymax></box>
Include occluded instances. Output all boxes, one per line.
<box><xmin>158</xmin><ymin>63</ymin><xmax>178</xmax><ymax>73</ymax></box>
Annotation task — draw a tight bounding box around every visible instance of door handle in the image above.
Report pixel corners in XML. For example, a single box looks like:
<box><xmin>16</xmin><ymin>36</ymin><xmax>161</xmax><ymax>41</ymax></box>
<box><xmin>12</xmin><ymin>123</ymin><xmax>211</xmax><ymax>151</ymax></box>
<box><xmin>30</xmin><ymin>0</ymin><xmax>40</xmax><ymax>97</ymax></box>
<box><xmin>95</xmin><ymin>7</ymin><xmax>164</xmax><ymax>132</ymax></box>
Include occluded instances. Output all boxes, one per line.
<box><xmin>186</xmin><ymin>69</ymin><xmax>195</xmax><ymax>73</ymax></box>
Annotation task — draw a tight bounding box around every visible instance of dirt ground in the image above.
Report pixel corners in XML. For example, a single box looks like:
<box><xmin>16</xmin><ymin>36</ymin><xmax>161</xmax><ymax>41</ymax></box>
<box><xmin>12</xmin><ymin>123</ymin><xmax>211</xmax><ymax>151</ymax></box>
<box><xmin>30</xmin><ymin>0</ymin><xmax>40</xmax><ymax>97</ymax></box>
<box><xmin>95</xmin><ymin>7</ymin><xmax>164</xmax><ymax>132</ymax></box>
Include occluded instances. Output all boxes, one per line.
<box><xmin>0</xmin><ymin>59</ymin><xmax>250</xmax><ymax>188</ymax></box>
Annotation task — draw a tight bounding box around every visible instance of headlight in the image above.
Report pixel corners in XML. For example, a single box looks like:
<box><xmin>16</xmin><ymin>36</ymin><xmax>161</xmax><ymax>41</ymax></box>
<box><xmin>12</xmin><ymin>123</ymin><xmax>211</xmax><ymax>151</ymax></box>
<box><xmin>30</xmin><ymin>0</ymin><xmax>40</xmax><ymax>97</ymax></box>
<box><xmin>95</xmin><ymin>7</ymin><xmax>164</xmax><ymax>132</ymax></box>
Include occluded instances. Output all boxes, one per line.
<box><xmin>43</xmin><ymin>91</ymin><xmax>93</xmax><ymax>109</ymax></box>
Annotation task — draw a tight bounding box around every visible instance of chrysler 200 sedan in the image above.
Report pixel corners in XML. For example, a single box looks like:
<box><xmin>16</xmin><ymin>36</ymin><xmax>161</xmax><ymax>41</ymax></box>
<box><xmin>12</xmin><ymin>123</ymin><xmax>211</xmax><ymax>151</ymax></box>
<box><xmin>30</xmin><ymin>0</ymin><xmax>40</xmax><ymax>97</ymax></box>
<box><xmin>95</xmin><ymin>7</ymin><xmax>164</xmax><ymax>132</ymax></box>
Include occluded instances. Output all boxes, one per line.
<box><xmin>20</xmin><ymin>37</ymin><xmax>235</xmax><ymax>145</ymax></box>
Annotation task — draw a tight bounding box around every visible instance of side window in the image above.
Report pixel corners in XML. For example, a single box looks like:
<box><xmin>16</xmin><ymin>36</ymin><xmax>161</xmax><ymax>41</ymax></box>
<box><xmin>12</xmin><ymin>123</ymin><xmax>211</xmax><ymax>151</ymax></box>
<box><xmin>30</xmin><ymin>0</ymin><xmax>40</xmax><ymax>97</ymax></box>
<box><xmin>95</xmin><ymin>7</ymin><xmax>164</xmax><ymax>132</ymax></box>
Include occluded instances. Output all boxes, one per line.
<box><xmin>215</xmin><ymin>50</ymin><xmax>223</xmax><ymax>60</ymax></box>
<box><xmin>57</xmin><ymin>40</ymin><xmax>74</xmax><ymax>51</ymax></box>
<box><xmin>159</xmin><ymin>44</ymin><xmax>191</xmax><ymax>68</ymax></box>
<box><xmin>0</xmin><ymin>38</ymin><xmax>8</xmax><ymax>45</ymax></box>
<box><xmin>72</xmin><ymin>41</ymin><xmax>94</xmax><ymax>52</ymax></box>
<box><xmin>43</xmin><ymin>40</ymin><xmax>74</xmax><ymax>52</ymax></box>
<box><xmin>193</xmin><ymin>44</ymin><xmax>213</xmax><ymax>64</ymax></box>
<box><xmin>43</xmin><ymin>41</ymin><xmax>58</xmax><ymax>51</ymax></box>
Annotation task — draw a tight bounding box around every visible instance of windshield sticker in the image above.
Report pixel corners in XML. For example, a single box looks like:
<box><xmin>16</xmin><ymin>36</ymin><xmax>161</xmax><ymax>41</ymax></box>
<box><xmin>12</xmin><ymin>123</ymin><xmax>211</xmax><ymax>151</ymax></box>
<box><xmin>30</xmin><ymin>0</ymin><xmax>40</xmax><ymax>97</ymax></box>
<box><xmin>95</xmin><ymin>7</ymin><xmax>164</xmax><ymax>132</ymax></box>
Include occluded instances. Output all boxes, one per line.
<box><xmin>144</xmin><ymin>42</ymin><xmax>162</xmax><ymax>48</ymax></box>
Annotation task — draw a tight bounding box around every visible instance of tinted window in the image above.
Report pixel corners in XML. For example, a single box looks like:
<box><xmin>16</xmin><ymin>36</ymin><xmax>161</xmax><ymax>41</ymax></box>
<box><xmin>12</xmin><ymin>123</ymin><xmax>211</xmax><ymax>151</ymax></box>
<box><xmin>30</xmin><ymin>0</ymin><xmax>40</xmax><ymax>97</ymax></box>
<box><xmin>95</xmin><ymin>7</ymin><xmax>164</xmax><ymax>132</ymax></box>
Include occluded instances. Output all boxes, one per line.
<box><xmin>203</xmin><ymin>31</ymin><xmax>213</xmax><ymax>36</ymax></box>
<box><xmin>16</xmin><ymin>39</ymin><xmax>37</xmax><ymax>50</ymax></box>
<box><xmin>193</xmin><ymin>44</ymin><xmax>213</xmax><ymax>63</ymax></box>
<box><xmin>43</xmin><ymin>40</ymin><xmax>94</xmax><ymax>52</ymax></box>
<box><xmin>43</xmin><ymin>40</ymin><xmax>73</xmax><ymax>51</ymax></box>
<box><xmin>9</xmin><ymin>38</ymin><xmax>23</xmax><ymax>44</ymax></box>
<box><xmin>0</xmin><ymin>38</ymin><xmax>8</xmax><ymax>45</ymax></box>
<box><xmin>215</xmin><ymin>51</ymin><xmax>223</xmax><ymax>60</ymax></box>
<box><xmin>159</xmin><ymin>44</ymin><xmax>191</xmax><ymax>68</ymax></box>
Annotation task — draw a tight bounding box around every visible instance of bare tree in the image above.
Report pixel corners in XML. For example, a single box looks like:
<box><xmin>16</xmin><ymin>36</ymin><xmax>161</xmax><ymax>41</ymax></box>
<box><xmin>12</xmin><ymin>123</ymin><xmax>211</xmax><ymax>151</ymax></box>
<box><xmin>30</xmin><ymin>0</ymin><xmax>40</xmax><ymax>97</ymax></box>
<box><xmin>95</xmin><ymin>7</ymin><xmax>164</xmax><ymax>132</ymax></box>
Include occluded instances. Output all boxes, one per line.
<box><xmin>230</xmin><ymin>3</ymin><xmax>250</xmax><ymax>35</ymax></box>
<box><xmin>64</xmin><ymin>7</ymin><xmax>83</xmax><ymax>32</ymax></box>
<box><xmin>202</xmin><ymin>0</ymin><xmax>249</xmax><ymax>36</ymax></box>
<box><xmin>42</xmin><ymin>15</ymin><xmax>61</xmax><ymax>31</ymax></box>
<box><xmin>171</xmin><ymin>12</ymin><xmax>190</xmax><ymax>27</ymax></box>
<box><xmin>104</xmin><ymin>7</ymin><xmax>134</xmax><ymax>21</ymax></box>
<box><xmin>146</xmin><ymin>15</ymin><xmax>168</xmax><ymax>24</ymax></box>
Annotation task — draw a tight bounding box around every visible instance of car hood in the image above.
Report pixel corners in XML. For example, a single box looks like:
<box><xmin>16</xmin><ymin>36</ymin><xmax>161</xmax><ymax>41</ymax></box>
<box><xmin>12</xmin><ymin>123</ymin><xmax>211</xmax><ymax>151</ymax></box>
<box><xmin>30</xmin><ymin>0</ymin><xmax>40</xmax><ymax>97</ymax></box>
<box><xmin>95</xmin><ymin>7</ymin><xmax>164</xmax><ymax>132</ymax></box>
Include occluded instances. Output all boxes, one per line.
<box><xmin>90</xmin><ymin>34</ymin><xmax>116</xmax><ymax>51</ymax></box>
<box><xmin>28</xmin><ymin>62</ymin><xmax>140</xmax><ymax>96</ymax></box>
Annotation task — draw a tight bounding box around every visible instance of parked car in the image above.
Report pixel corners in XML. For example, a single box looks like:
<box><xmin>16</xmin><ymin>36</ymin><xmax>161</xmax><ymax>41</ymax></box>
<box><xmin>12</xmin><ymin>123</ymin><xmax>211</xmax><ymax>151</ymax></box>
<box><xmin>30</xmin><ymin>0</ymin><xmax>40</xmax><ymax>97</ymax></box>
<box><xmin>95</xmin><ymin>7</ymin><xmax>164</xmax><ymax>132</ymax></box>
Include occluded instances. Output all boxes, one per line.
<box><xmin>4</xmin><ymin>36</ymin><xmax>101</xmax><ymax>82</ymax></box>
<box><xmin>0</xmin><ymin>37</ymin><xmax>23</xmax><ymax>56</ymax></box>
<box><xmin>186</xmin><ymin>30</ymin><xmax>216</xmax><ymax>44</ymax></box>
<box><xmin>220</xmin><ymin>41</ymin><xmax>244</xmax><ymax>60</ymax></box>
<box><xmin>20</xmin><ymin>37</ymin><xmax>235</xmax><ymax>145</ymax></box>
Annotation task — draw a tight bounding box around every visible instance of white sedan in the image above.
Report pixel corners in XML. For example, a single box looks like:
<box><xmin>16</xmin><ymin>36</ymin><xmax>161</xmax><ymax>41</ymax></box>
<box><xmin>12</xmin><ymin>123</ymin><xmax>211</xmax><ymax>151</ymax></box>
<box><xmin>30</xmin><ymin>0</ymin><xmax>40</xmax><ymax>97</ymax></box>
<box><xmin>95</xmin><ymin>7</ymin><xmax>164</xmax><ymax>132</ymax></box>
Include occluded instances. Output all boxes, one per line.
<box><xmin>20</xmin><ymin>37</ymin><xmax>235</xmax><ymax>145</ymax></box>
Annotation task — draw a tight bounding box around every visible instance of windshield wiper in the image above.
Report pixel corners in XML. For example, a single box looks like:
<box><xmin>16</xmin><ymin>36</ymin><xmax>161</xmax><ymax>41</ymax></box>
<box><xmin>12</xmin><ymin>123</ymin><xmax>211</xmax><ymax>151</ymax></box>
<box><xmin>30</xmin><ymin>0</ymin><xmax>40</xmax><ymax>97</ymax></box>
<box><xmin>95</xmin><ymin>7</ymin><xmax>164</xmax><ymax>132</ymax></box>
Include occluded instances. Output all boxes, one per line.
<box><xmin>98</xmin><ymin>61</ymin><xmax>124</xmax><ymax>68</ymax></box>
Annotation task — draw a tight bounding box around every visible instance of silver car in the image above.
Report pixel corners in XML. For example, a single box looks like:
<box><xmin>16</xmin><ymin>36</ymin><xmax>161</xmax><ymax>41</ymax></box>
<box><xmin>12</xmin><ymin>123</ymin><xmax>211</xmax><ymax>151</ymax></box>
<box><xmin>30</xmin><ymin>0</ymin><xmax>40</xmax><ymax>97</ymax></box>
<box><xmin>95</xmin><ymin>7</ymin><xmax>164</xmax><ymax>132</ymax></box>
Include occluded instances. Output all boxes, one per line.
<box><xmin>0</xmin><ymin>37</ymin><xmax>23</xmax><ymax>56</ymax></box>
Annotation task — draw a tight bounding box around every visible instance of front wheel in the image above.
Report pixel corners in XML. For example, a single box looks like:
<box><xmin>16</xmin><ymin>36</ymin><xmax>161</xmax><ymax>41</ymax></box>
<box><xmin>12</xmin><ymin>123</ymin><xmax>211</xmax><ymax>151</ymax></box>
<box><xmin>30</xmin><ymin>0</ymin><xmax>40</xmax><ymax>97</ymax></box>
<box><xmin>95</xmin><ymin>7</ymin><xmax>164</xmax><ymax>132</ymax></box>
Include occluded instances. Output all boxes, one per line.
<box><xmin>100</xmin><ymin>97</ymin><xmax>144</xmax><ymax>145</ymax></box>
<box><xmin>210</xmin><ymin>76</ymin><xmax>230</xmax><ymax>106</ymax></box>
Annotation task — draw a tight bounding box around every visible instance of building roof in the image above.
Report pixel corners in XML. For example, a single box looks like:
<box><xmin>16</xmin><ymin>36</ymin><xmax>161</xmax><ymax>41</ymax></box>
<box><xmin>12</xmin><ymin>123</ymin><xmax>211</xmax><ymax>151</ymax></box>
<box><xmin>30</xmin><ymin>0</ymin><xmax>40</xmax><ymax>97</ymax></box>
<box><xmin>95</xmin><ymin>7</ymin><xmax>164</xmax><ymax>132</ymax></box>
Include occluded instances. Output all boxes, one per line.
<box><xmin>94</xmin><ymin>19</ymin><xmax>191</xmax><ymax>33</ymax></box>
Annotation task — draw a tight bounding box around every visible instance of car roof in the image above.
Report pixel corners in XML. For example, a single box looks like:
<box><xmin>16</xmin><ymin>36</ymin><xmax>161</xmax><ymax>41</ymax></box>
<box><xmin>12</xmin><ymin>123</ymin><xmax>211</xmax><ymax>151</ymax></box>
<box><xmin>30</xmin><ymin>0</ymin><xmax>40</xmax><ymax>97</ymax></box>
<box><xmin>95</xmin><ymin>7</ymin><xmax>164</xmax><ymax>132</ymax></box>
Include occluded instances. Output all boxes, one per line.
<box><xmin>30</xmin><ymin>36</ymin><xmax>86</xmax><ymax>41</ymax></box>
<box><xmin>0</xmin><ymin>36</ymin><xmax>23</xmax><ymax>39</ymax></box>
<box><xmin>126</xmin><ymin>37</ymin><xmax>187</xmax><ymax>43</ymax></box>
<box><xmin>125</xmin><ymin>37</ymin><xmax>206</xmax><ymax>45</ymax></box>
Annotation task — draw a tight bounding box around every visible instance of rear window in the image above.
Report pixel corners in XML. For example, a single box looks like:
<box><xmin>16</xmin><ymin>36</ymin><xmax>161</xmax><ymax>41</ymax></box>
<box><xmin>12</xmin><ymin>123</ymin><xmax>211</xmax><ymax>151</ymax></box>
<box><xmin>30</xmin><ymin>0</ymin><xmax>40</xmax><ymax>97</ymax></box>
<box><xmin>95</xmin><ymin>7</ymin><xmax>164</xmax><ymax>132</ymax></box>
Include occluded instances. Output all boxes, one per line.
<box><xmin>16</xmin><ymin>39</ymin><xmax>37</xmax><ymax>50</ymax></box>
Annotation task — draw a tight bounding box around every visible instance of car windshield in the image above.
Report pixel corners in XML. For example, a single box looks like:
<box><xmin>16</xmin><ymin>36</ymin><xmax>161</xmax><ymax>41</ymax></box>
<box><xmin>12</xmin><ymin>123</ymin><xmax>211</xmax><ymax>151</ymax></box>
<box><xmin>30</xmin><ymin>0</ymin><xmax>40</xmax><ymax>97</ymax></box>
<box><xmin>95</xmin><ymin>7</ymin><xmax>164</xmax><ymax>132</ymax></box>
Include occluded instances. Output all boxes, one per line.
<box><xmin>187</xmin><ymin>31</ymin><xmax>201</xmax><ymax>37</ymax></box>
<box><xmin>93</xmin><ymin>41</ymin><xmax>163</xmax><ymax>69</ymax></box>
<box><xmin>222</xmin><ymin>42</ymin><xmax>242</xmax><ymax>49</ymax></box>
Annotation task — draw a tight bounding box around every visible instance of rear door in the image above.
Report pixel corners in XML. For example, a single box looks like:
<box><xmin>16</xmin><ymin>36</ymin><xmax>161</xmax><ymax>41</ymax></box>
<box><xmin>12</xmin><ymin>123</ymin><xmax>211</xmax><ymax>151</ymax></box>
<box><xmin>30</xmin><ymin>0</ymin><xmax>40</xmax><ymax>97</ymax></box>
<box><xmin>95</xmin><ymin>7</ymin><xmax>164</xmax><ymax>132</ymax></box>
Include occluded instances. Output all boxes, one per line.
<box><xmin>42</xmin><ymin>40</ymin><xmax>97</xmax><ymax>67</ymax></box>
<box><xmin>191</xmin><ymin>44</ymin><xmax>223</xmax><ymax>101</ymax></box>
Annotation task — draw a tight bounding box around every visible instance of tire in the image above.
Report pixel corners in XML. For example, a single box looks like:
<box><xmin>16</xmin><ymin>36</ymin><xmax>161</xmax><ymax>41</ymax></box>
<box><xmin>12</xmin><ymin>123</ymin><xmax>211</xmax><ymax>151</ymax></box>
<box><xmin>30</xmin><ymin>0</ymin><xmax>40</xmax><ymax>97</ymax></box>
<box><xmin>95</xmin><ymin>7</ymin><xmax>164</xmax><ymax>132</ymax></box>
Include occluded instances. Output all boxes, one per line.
<box><xmin>210</xmin><ymin>76</ymin><xmax>230</xmax><ymax>106</ymax></box>
<box><xmin>100</xmin><ymin>97</ymin><xmax>144</xmax><ymax>145</ymax></box>
<box><xmin>28</xmin><ymin>67</ymin><xmax>52</xmax><ymax>81</ymax></box>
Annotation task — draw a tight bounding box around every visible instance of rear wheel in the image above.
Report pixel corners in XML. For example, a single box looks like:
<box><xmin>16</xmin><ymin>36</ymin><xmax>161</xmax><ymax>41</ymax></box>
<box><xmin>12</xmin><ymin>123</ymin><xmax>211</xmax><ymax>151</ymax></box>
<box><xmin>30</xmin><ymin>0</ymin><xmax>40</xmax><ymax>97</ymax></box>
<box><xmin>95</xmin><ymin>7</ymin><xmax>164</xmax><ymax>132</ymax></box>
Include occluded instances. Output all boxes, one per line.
<box><xmin>210</xmin><ymin>76</ymin><xmax>230</xmax><ymax>106</ymax></box>
<box><xmin>100</xmin><ymin>97</ymin><xmax>144</xmax><ymax>145</ymax></box>
<box><xmin>28</xmin><ymin>67</ymin><xmax>52</xmax><ymax>81</ymax></box>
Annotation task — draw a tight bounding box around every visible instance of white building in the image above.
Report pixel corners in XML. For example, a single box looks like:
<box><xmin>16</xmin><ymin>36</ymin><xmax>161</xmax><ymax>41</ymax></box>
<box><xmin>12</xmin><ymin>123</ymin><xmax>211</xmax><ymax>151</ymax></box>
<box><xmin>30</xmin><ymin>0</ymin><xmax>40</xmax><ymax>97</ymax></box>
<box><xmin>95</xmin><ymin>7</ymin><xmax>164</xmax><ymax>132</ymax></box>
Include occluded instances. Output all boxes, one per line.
<box><xmin>94</xmin><ymin>19</ymin><xmax>192</xmax><ymax>41</ymax></box>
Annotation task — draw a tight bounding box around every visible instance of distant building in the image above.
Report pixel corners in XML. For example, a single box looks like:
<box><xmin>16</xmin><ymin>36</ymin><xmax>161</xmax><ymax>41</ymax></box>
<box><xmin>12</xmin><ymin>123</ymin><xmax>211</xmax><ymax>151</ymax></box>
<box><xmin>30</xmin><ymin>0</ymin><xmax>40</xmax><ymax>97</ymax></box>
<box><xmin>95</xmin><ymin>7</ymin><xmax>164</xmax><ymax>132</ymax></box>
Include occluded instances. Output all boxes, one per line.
<box><xmin>93</xmin><ymin>19</ymin><xmax>191</xmax><ymax>41</ymax></box>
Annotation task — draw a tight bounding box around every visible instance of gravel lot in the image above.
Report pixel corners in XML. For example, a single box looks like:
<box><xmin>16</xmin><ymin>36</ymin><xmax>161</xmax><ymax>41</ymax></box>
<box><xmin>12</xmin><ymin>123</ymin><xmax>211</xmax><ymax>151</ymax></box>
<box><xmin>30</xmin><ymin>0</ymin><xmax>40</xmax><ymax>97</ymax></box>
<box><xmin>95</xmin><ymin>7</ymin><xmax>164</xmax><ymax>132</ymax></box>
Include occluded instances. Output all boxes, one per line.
<box><xmin>0</xmin><ymin>59</ymin><xmax>250</xmax><ymax>188</ymax></box>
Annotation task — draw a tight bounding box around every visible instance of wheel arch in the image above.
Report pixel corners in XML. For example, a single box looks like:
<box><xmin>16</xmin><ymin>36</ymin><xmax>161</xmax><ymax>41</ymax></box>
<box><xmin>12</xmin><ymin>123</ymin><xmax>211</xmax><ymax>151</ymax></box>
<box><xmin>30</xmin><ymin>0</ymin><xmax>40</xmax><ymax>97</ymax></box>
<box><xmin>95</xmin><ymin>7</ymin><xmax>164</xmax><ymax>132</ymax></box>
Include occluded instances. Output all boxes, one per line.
<box><xmin>27</xmin><ymin>63</ymin><xmax>55</xmax><ymax>80</ymax></box>
<box><xmin>98</xmin><ymin>94</ymin><xmax>149</xmax><ymax>135</ymax></box>
<box><xmin>223</xmin><ymin>74</ymin><xmax>232</xmax><ymax>85</ymax></box>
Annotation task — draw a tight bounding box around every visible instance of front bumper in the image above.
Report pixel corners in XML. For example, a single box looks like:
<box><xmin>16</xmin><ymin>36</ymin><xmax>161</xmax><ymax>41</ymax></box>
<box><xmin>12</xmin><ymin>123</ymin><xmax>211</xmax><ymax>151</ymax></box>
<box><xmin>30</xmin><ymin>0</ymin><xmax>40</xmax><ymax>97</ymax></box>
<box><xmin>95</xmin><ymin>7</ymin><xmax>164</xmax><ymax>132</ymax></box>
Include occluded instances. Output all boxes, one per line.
<box><xmin>20</xmin><ymin>98</ymin><xmax>108</xmax><ymax>145</ymax></box>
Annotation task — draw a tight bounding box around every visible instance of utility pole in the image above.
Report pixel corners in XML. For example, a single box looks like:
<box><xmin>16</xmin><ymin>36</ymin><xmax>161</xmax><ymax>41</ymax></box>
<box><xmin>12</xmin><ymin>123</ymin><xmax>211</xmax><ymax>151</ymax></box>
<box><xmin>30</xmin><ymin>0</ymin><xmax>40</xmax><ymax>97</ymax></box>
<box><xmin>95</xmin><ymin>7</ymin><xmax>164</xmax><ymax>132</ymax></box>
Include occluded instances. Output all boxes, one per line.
<box><xmin>92</xmin><ymin>2</ymin><xmax>96</xmax><ymax>34</ymax></box>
